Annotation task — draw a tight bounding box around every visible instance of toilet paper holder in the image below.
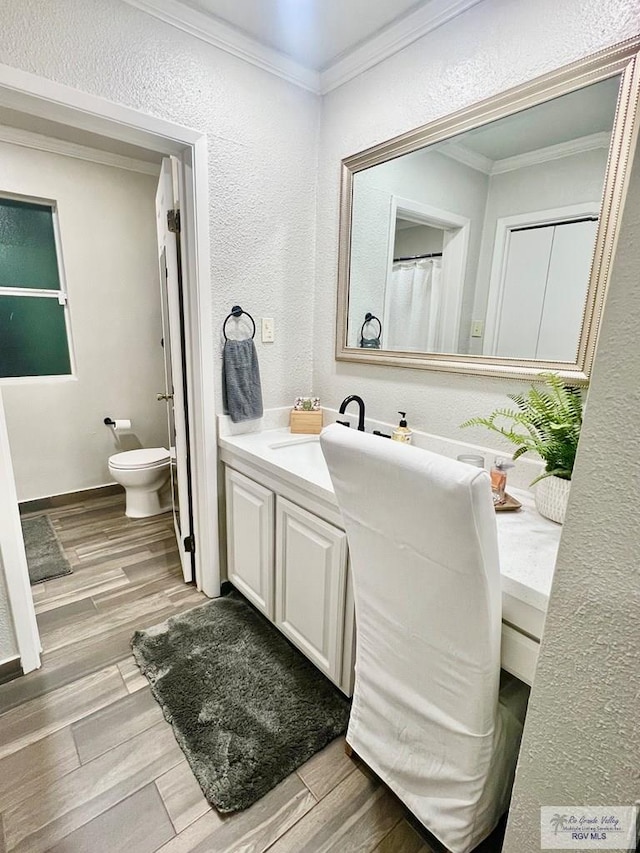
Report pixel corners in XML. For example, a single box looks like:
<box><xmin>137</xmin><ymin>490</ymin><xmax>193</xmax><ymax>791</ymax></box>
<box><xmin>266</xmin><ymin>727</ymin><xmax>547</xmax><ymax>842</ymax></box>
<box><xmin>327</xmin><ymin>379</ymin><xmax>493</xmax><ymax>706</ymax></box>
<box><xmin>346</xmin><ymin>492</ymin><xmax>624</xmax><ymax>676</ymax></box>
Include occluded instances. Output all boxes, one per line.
<box><xmin>104</xmin><ymin>417</ymin><xmax>132</xmax><ymax>431</ymax></box>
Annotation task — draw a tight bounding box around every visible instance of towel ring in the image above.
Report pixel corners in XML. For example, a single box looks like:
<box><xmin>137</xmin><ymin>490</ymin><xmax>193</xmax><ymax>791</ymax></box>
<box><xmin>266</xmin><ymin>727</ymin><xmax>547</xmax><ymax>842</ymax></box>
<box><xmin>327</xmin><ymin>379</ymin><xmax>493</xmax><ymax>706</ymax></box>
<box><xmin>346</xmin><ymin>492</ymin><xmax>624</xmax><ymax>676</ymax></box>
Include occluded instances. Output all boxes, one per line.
<box><xmin>223</xmin><ymin>305</ymin><xmax>256</xmax><ymax>341</ymax></box>
<box><xmin>359</xmin><ymin>312</ymin><xmax>382</xmax><ymax>348</ymax></box>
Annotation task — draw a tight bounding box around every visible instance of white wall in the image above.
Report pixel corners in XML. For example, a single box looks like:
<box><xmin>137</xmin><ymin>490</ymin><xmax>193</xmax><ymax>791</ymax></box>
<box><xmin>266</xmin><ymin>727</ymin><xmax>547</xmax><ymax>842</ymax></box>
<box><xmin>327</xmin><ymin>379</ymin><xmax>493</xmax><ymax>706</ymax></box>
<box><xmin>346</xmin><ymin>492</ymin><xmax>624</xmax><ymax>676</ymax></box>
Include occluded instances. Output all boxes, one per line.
<box><xmin>0</xmin><ymin>0</ymin><xmax>319</xmax><ymax>416</ymax></box>
<box><xmin>314</xmin><ymin>0</ymin><xmax>637</xmax><ymax>443</ymax></box>
<box><xmin>503</xmin><ymin>115</ymin><xmax>640</xmax><ymax>853</ymax></box>
<box><xmin>0</xmin><ymin>143</ymin><xmax>166</xmax><ymax>501</ymax></box>
<box><xmin>394</xmin><ymin>225</ymin><xmax>444</xmax><ymax>258</ymax></box>
<box><xmin>348</xmin><ymin>181</ymin><xmax>391</xmax><ymax>347</ymax></box>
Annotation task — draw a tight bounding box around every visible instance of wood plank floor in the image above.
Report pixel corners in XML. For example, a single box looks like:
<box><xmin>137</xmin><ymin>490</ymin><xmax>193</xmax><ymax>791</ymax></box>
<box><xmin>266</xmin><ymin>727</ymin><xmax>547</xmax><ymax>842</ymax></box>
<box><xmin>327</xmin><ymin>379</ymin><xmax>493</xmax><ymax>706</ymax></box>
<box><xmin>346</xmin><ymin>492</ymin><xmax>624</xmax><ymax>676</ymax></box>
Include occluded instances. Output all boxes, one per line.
<box><xmin>0</xmin><ymin>493</ymin><xmax>503</xmax><ymax>852</ymax></box>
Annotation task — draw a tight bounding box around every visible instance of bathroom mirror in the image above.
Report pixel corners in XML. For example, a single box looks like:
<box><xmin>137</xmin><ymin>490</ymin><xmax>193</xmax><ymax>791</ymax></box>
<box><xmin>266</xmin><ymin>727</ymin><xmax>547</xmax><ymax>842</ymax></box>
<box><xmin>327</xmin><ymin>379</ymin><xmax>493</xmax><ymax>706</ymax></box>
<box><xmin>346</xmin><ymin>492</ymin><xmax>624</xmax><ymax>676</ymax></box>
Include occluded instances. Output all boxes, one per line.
<box><xmin>336</xmin><ymin>40</ymin><xmax>640</xmax><ymax>380</ymax></box>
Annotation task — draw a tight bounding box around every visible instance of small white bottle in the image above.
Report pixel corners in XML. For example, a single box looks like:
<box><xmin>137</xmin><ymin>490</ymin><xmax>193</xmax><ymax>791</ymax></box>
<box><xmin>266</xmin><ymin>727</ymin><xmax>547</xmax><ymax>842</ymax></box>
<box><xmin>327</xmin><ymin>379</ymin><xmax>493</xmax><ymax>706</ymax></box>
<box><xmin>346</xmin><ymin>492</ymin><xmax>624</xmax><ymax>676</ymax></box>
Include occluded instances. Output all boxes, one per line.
<box><xmin>392</xmin><ymin>412</ymin><xmax>413</xmax><ymax>444</ymax></box>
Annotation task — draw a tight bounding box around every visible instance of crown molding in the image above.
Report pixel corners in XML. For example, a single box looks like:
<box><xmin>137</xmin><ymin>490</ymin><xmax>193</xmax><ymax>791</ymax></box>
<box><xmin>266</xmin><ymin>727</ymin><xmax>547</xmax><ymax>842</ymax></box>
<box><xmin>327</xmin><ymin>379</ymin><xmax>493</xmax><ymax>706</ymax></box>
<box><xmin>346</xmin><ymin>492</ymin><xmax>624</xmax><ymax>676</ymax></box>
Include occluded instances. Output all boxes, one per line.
<box><xmin>438</xmin><ymin>140</ymin><xmax>493</xmax><ymax>173</ymax></box>
<box><xmin>319</xmin><ymin>0</ymin><xmax>485</xmax><ymax>93</ymax></box>
<box><xmin>0</xmin><ymin>123</ymin><xmax>161</xmax><ymax>175</ymax></box>
<box><xmin>490</xmin><ymin>130</ymin><xmax>611</xmax><ymax>174</ymax></box>
<box><xmin>122</xmin><ymin>0</ymin><xmax>320</xmax><ymax>92</ymax></box>
<box><xmin>439</xmin><ymin>131</ymin><xmax>611</xmax><ymax>176</ymax></box>
<box><xmin>122</xmin><ymin>0</ymin><xmax>484</xmax><ymax>96</ymax></box>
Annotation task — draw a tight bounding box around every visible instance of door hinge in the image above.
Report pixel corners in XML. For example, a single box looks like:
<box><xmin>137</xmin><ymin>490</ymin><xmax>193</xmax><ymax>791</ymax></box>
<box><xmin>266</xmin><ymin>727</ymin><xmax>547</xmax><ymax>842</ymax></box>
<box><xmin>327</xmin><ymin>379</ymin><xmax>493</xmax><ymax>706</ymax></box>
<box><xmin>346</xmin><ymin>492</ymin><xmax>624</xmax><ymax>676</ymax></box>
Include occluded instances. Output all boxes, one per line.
<box><xmin>167</xmin><ymin>209</ymin><xmax>181</xmax><ymax>233</ymax></box>
<box><xmin>183</xmin><ymin>535</ymin><xmax>195</xmax><ymax>553</ymax></box>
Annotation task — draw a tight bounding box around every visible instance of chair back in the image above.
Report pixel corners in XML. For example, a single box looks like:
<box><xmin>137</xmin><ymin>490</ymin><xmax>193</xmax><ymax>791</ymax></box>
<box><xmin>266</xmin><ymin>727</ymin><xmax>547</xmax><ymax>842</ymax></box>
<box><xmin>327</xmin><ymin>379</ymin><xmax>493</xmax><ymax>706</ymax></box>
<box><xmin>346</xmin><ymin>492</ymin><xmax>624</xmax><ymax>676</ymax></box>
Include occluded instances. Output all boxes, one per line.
<box><xmin>320</xmin><ymin>424</ymin><xmax>504</xmax><ymax>852</ymax></box>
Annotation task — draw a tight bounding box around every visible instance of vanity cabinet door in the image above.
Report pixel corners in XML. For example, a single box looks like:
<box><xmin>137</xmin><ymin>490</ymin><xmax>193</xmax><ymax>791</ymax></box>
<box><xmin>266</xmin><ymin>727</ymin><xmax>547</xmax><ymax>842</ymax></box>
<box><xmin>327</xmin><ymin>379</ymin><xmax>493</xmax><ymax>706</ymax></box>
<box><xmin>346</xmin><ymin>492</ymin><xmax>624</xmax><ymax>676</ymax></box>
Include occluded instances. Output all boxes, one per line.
<box><xmin>275</xmin><ymin>497</ymin><xmax>348</xmax><ymax>683</ymax></box>
<box><xmin>225</xmin><ymin>468</ymin><xmax>274</xmax><ymax>618</ymax></box>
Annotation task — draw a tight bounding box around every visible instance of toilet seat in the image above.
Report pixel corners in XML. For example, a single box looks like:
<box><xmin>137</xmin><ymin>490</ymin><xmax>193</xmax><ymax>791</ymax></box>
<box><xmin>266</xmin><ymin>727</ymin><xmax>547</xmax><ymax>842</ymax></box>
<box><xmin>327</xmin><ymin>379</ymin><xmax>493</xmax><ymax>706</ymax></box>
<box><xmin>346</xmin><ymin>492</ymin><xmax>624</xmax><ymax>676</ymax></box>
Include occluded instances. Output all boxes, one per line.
<box><xmin>109</xmin><ymin>448</ymin><xmax>170</xmax><ymax>471</ymax></box>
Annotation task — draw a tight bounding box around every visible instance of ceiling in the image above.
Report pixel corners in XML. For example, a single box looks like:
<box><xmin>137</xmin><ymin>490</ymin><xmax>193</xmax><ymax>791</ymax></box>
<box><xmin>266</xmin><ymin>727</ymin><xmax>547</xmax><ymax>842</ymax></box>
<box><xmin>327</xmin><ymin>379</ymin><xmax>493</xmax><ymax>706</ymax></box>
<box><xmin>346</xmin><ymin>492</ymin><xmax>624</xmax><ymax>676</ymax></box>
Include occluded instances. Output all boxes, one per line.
<box><xmin>179</xmin><ymin>0</ymin><xmax>427</xmax><ymax>70</ymax></box>
<box><xmin>442</xmin><ymin>76</ymin><xmax>620</xmax><ymax>162</ymax></box>
<box><xmin>463</xmin><ymin>76</ymin><xmax>620</xmax><ymax>160</ymax></box>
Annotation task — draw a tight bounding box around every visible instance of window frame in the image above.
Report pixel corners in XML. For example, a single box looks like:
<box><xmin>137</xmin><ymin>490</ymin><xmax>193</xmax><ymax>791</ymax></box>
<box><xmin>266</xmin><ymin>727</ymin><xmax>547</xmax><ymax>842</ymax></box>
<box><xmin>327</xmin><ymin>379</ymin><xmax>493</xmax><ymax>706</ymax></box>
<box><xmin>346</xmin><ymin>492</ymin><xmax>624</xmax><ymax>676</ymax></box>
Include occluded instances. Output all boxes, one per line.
<box><xmin>0</xmin><ymin>191</ymin><xmax>76</xmax><ymax>383</ymax></box>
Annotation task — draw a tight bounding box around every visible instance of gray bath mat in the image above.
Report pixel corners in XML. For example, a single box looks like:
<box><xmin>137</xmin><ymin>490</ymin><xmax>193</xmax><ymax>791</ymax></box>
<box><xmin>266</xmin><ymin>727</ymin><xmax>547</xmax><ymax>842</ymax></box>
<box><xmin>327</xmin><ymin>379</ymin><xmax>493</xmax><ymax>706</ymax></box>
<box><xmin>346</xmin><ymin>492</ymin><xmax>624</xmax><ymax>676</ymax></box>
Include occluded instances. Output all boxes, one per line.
<box><xmin>21</xmin><ymin>515</ymin><xmax>72</xmax><ymax>585</ymax></box>
<box><xmin>131</xmin><ymin>591</ymin><xmax>350</xmax><ymax>813</ymax></box>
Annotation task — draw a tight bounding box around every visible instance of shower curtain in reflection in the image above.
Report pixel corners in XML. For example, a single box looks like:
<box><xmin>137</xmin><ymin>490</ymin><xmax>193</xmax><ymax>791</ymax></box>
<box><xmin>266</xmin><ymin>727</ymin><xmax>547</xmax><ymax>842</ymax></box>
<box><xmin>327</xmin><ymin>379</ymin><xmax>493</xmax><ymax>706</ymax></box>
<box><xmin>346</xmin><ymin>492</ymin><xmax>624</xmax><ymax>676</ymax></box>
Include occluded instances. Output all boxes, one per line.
<box><xmin>384</xmin><ymin>258</ymin><xmax>443</xmax><ymax>351</ymax></box>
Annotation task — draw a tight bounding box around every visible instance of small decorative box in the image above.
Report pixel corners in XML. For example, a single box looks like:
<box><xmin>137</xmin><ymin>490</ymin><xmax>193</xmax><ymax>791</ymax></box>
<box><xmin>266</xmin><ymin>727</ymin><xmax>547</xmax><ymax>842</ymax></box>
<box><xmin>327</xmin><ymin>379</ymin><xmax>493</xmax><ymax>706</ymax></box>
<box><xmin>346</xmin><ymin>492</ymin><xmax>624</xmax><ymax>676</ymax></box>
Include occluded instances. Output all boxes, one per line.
<box><xmin>290</xmin><ymin>408</ymin><xmax>323</xmax><ymax>434</ymax></box>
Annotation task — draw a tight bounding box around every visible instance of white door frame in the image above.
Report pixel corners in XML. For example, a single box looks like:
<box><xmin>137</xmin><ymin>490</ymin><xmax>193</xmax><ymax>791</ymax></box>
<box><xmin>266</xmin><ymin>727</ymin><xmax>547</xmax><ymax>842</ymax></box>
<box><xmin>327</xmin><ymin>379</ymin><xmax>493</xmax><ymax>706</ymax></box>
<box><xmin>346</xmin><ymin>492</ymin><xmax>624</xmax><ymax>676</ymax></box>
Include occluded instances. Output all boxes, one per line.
<box><xmin>0</xmin><ymin>64</ymin><xmax>220</xmax><ymax>671</ymax></box>
<box><xmin>0</xmin><ymin>389</ymin><xmax>41</xmax><ymax>672</ymax></box>
<box><xmin>386</xmin><ymin>196</ymin><xmax>470</xmax><ymax>352</ymax></box>
<box><xmin>483</xmin><ymin>202</ymin><xmax>600</xmax><ymax>356</ymax></box>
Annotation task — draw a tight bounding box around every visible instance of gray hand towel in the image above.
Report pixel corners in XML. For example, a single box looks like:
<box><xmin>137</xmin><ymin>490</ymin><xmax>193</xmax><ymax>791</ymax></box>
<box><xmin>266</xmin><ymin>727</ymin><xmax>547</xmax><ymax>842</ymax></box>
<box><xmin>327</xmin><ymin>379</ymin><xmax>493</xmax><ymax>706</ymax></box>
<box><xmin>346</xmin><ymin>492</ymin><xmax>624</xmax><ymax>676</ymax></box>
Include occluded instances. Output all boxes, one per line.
<box><xmin>223</xmin><ymin>338</ymin><xmax>264</xmax><ymax>423</ymax></box>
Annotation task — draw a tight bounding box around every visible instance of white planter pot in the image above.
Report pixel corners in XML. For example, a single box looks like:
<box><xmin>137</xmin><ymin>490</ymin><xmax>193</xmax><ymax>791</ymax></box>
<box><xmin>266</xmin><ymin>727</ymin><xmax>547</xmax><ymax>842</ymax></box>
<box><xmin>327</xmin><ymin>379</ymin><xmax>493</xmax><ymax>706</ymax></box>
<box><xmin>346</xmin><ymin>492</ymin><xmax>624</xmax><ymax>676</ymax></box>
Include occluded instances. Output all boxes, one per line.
<box><xmin>535</xmin><ymin>475</ymin><xmax>571</xmax><ymax>524</ymax></box>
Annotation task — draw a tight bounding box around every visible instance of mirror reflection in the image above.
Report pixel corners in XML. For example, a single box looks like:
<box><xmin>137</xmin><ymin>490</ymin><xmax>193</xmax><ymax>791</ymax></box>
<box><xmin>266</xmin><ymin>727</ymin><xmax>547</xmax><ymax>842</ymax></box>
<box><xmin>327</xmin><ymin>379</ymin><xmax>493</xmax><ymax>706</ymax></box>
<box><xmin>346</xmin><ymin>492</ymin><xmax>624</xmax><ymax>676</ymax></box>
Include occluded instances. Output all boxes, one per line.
<box><xmin>347</xmin><ymin>75</ymin><xmax>620</xmax><ymax>362</ymax></box>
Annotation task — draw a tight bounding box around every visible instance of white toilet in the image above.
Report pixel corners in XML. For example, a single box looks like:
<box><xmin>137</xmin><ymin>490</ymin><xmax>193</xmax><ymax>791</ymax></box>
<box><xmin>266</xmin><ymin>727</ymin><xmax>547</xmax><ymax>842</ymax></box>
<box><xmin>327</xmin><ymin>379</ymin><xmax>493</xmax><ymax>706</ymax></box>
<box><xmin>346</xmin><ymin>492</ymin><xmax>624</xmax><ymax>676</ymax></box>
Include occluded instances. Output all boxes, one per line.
<box><xmin>108</xmin><ymin>448</ymin><xmax>172</xmax><ymax>519</ymax></box>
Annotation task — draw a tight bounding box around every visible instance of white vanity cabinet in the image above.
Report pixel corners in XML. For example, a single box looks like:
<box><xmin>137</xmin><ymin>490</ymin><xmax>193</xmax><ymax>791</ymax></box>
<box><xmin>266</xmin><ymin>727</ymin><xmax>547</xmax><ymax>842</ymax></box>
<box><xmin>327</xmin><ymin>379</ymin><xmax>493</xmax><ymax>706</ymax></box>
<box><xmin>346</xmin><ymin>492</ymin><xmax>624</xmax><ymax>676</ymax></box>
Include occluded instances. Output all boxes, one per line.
<box><xmin>225</xmin><ymin>468</ymin><xmax>274</xmax><ymax>618</ymax></box>
<box><xmin>224</xmin><ymin>464</ymin><xmax>354</xmax><ymax>694</ymax></box>
<box><xmin>275</xmin><ymin>497</ymin><xmax>348</xmax><ymax>683</ymax></box>
<box><xmin>220</xmin><ymin>426</ymin><xmax>559</xmax><ymax>690</ymax></box>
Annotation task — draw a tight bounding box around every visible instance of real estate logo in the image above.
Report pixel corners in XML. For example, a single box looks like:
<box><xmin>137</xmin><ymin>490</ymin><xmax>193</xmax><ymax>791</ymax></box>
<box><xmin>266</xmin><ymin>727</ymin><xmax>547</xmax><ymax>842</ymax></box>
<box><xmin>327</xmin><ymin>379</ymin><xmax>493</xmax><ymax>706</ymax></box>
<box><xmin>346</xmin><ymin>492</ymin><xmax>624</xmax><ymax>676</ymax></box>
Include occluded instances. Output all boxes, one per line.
<box><xmin>541</xmin><ymin>806</ymin><xmax>637</xmax><ymax>849</ymax></box>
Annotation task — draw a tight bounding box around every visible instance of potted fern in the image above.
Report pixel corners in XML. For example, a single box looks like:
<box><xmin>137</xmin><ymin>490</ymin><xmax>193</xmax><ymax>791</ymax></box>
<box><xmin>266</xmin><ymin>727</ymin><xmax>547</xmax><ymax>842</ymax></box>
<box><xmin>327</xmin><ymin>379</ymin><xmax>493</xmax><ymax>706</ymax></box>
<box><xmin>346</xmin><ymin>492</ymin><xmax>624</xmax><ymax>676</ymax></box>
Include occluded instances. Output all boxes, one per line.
<box><xmin>460</xmin><ymin>373</ymin><xmax>584</xmax><ymax>523</ymax></box>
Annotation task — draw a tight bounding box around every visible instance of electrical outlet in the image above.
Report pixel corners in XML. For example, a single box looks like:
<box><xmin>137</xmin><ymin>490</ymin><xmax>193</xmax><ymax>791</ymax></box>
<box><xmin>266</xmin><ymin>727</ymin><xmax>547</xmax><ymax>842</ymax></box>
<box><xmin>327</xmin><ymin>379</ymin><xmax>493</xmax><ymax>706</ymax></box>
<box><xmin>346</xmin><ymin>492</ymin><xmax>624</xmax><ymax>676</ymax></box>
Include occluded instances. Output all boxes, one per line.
<box><xmin>261</xmin><ymin>317</ymin><xmax>275</xmax><ymax>343</ymax></box>
<box><xmin>470</xmin><ymin>320</ymin><xmax>484</xmax><ymax>338</ymax></box>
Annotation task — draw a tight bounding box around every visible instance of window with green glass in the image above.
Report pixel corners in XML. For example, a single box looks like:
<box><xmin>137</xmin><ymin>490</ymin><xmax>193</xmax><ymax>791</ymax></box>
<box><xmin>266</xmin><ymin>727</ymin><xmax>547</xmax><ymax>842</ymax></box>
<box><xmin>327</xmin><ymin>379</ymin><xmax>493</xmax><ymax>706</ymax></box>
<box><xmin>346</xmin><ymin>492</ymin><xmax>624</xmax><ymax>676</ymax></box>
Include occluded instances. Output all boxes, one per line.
<box><xmin>0</xmin><ymin>196</ymin><xmax>72</xmax><ymax>378</ymax></box>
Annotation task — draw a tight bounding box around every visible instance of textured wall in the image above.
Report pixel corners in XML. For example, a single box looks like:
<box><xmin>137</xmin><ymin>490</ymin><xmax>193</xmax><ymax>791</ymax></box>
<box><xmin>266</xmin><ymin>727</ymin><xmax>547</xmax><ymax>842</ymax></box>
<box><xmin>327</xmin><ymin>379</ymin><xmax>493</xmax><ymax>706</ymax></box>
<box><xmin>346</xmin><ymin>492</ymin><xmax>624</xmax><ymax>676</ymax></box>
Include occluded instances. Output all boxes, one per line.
<box><xmin>503</xmin><ymin>116</ymin><xmax>640</xmax><ymax>853</ymax></box>
<box><xmin>0</xmin><ymin>143</ymin><xmax>167</xmax><ymax>501</ymax></box>
<box><xmin>314</xmin><ymin>0</ymin><xmax>638</xmax><ymax>442</ymax></box>
<box><xmin>0</xmin><ymin>0</ymin><xmax>319</xmax><ymax>413</ymax></box>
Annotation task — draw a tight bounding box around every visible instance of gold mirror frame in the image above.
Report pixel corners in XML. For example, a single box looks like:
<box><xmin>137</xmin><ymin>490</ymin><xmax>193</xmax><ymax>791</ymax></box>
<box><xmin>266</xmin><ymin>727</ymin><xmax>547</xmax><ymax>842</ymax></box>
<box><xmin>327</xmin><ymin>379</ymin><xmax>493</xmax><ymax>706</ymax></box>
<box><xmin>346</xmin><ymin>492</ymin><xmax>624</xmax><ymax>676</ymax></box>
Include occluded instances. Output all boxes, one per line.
<box><xmin>336</xmin><ymin>38</ymin><xmax>640</xmax><ymax>382</ymax></box>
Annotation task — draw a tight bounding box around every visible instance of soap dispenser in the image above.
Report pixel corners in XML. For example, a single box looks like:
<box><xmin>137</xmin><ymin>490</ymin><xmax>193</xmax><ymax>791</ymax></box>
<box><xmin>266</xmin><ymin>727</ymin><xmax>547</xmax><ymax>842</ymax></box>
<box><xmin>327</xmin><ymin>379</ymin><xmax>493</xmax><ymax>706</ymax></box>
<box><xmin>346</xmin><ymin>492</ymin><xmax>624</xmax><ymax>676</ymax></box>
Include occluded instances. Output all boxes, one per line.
<box><xmin>392</xmin><ymin>412</ymin><xmax>413</xmax><ymax>444</ymax></box>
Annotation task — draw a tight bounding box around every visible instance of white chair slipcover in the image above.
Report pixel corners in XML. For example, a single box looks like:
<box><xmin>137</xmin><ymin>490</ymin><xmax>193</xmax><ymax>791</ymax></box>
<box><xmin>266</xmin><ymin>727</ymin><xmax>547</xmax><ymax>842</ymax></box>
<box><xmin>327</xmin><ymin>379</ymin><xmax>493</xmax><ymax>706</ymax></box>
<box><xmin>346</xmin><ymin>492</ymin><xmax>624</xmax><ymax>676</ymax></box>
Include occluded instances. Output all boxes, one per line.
<box><xmin>320</xmin><ymin>424</ymin><xmax>527</xmax><ymax>853</ymax></box>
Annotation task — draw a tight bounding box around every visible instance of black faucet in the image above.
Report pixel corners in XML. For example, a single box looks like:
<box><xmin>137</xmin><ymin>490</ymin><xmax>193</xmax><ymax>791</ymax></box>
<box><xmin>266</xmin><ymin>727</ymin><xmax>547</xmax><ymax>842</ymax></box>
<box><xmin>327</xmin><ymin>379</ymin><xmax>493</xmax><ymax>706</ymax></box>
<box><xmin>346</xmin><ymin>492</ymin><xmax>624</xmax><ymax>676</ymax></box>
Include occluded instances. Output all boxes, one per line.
<box><xmin>337</xmin><ymin>395</ymin><xmax>366</xmax><ymax>431</ymax></box>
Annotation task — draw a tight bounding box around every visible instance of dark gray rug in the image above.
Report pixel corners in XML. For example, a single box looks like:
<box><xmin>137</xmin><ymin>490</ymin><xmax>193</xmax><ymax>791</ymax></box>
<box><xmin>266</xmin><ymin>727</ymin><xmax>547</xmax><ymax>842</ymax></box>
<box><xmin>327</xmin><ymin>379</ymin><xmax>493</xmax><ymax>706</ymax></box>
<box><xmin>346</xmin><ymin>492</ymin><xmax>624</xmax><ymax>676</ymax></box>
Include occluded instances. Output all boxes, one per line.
<box><xmin>131</xmin><ymin>591</ymin><xmax>350</xmax><ymax>813</ymax></box>
<box><xmin>21</xmin><ymin>515</ymin><xmax>72</xmax><ymax>585</ymax></box>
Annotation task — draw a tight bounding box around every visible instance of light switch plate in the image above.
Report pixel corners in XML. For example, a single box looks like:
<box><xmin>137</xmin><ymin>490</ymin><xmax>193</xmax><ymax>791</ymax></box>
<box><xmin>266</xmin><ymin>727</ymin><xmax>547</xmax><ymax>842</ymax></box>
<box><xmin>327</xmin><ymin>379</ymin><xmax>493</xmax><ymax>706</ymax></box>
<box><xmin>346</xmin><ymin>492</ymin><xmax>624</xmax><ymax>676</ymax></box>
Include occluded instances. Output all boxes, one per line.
<box><xmin>470</xmin><ymin>320</ymin><xmax>484</xmax><ymax>338</ymax></box>
<box><xmin>261</xmin><ymin>317</ymin><xmax>275</xmax><ymax>342</ymax></box>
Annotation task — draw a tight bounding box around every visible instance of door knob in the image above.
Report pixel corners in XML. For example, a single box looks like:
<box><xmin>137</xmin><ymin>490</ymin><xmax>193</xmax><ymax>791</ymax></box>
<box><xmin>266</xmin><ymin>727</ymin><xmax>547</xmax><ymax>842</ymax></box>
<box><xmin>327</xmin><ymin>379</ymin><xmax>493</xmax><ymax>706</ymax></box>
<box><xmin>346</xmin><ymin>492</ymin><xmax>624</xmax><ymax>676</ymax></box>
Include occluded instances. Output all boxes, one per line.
<box><xmin>157</xmin><ymin>392</ymin><xmax>174</xmax><ymax>401</ymax></box>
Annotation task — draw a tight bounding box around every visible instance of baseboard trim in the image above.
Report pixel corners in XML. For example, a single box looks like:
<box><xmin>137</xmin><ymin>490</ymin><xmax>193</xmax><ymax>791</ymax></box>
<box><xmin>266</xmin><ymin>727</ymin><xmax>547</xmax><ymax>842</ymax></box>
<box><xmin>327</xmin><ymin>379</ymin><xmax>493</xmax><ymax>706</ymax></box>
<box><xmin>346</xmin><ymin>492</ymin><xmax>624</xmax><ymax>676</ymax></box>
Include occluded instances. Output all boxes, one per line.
<box><xmin>19</xmin><ymin>484</ymin><xmax>124</xmax><ymax>515</ymax></box>
<box><xmin>0</xmin><ymin>656</ymin><xmax>24</xmax><ymax>686</ymax></box>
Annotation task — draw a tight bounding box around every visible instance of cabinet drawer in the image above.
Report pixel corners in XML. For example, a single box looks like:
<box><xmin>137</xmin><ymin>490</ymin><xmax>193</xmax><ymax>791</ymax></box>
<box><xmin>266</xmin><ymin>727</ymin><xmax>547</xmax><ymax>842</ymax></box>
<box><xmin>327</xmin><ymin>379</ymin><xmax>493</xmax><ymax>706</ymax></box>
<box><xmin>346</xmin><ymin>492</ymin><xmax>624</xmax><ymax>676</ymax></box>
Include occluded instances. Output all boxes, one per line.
<box><xmin>275</xmin><ymin>497</ymin><xmax>348</xmax><ymax>683</ymax></box>
<box><xmin>225</xmin><ymin>468</ymin><xmax>274</xmax><ymax>618</ymax></box>
<box><xmin>501</xmin><ymin>623</ymin><xmax>539</xmax><ymax>686</ymax></box>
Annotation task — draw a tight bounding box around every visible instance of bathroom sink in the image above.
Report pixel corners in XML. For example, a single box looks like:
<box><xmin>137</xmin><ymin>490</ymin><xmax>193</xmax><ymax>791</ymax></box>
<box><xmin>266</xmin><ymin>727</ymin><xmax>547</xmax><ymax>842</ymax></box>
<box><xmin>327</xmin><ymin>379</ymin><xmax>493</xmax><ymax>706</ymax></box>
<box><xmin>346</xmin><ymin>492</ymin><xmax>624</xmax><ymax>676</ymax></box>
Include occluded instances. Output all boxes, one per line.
<box><xmin>220</xmin><ymin>431</ymin><xmax>335</xmax><ymax>494</ymax></box>
<box><xmin>266</xmin><ymin>436</ymin><xmax>334</xmax><ymax>490</ymax></box>
<box><xmin>268</xmin><ymin>436</ymin><xmax>326</xmax><ymax>471</ymax></box>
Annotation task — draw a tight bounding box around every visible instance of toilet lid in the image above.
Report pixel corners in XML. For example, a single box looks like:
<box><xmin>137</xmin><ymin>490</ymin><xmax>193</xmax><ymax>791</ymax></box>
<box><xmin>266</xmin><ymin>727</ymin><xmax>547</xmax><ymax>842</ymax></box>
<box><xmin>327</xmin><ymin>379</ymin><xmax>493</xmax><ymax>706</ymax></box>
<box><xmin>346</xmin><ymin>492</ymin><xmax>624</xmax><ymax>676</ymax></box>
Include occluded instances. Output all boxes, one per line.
<box><xmin>109</xmin><ymin>448</ymin><xmax>170</xmax><ymax>470</ymax></box>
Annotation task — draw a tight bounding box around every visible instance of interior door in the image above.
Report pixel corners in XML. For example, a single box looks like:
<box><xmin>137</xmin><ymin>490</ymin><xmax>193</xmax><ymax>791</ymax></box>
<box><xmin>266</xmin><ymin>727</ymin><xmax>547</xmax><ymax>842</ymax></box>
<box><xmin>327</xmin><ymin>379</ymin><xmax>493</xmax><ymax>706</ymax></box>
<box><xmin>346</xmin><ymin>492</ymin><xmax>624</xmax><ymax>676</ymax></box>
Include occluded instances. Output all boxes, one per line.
<box><xmin>156</xmin><ymin>157</ymin><xmax>195</xmax><ymax>583</ymax></box>
<box><xmin>492</xmin><ymin>218</ymin><xmax>597</xmax><ymax>360</ymax></box>
<box><xmin>536</xmin><ymin>219</ymin><xmax>598</xmax><ymax>361</ymax></box>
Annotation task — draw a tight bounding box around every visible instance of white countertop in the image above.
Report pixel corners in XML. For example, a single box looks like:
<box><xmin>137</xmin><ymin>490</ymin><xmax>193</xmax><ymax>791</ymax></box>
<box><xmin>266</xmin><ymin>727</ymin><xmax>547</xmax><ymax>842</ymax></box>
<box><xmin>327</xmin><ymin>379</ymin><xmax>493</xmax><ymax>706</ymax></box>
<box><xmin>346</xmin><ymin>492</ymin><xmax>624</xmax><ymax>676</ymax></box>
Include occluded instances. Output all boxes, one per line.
<box><xmin>494</xmin><ymin>487</ymin><xmax>560</xmax><ymax>612</ymax></box>
<box><xmin>219</xmin><ymin>427</ymin><xmax>561</xmax><ymax>622</ymax></box>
